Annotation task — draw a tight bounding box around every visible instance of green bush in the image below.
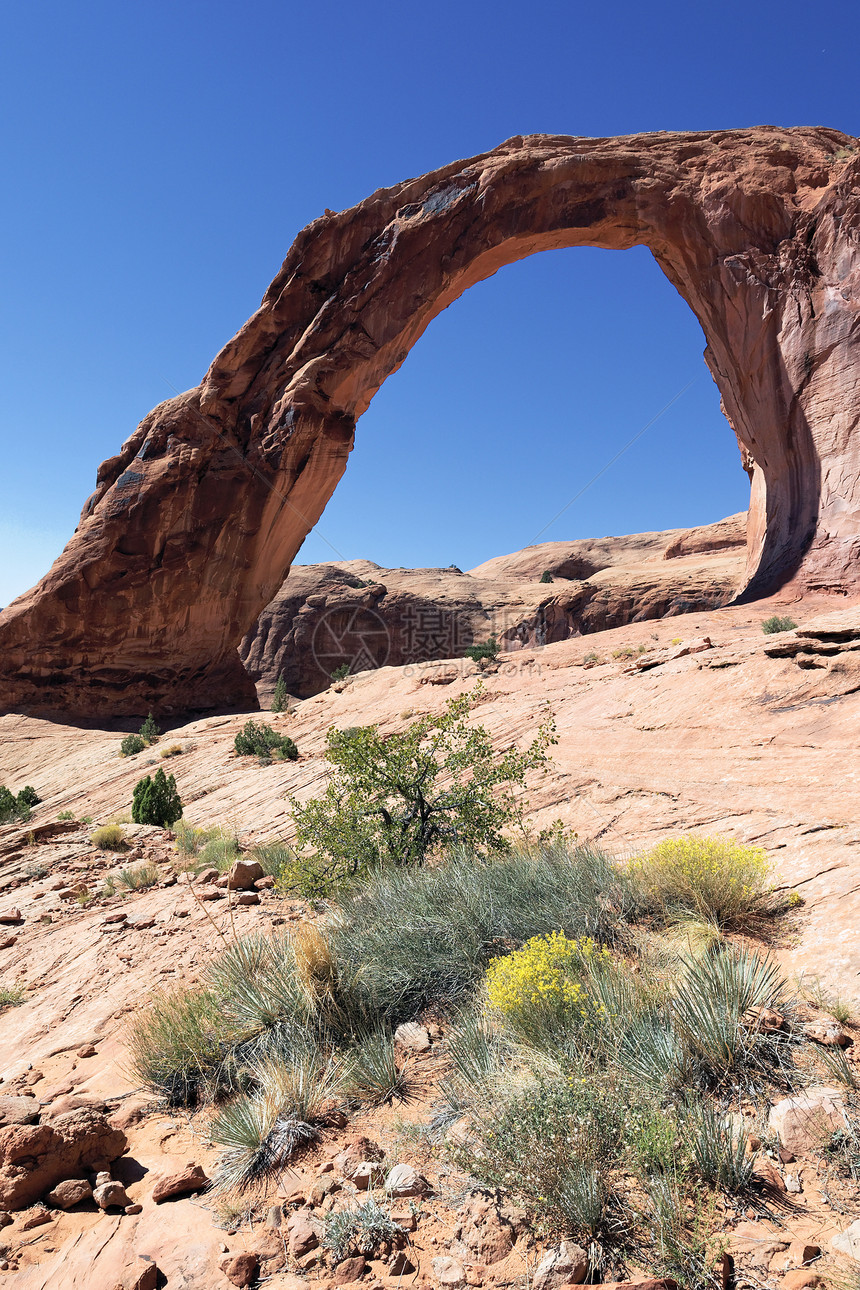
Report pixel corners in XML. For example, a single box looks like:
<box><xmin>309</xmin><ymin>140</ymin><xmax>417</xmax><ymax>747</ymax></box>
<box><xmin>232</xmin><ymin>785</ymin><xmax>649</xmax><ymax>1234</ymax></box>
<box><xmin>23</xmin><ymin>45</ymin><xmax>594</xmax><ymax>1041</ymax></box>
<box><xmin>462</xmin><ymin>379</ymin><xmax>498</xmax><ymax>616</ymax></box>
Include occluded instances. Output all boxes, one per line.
<box><xmin>0</xmin><ymin>983</ymin><xmax>25</xmax><ymax>1010</ymax></box>
<box><xmin>234</xmin><ymin>720</ymin><xmax>298</xmax><ymax>761</ymax></box>
<box><xmin>322</xmin><ymin>1198</ymin><xmax>405</xmax><ymax>1263</ymax></box>
<box><xmin>127</xmin><ymin>985</ymin><xmax>229</xmax><ymax>1105</ymax></box>
<box><xmin>117</xmin><ymin>862</ymin><xmax>160</xmax><ymax>891</ymax></box>
<box><xmin>330</xmin><ymin>663</ymin><xmax>351</xmax><ymax>682</ymax></box>
<box><xmin>120</xmin><ymin>734</ymin><xmax>146</xmax><ymax>757</ymax></box>
<box><xmin>90</xmin><ymin>823</ymin><xmax>128</xmax><ymax>851</ymax></box>
<box><xmin>139</xmin><ymin>713</ymin><xmax>161</xmax><ymax>743</ymax></box>
<box><xmin>761</xmin><ymin>615</ymin><xmax>797</xmax><ymax>635</ymax></box>
<box><xmin>132</xmin><ymin>769</ymin><xmax>183</xmax><ymax>827</ymax></box>
<box><xmin>0</xmin><ymin>785</ymin><xmax>37</xmax><ymax>823</ymax></box>
<box><xmin>288</xmin><ymin>685</ymin><xmax>556</xmax><ymax>891</ymax></box>
<box><xmin>465</xmin><ymin>635</ymin><xmax>498</xmax><ymax>662</ymax></box>
<box><xmin>539</xmin><ymin>570</ymin><xmax>554</xmax><ymax>583</ymax></box>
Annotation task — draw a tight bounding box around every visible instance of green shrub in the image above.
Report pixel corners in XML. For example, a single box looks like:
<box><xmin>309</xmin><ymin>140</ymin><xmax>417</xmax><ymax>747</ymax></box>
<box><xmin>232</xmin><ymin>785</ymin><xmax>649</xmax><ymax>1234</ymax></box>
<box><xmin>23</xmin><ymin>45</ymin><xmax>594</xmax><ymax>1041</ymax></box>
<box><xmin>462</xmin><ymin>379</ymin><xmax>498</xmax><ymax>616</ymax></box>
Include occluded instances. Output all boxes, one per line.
<box><xmin>271</xmin><ymin>674</ymin><xmax>289</xmax><ymax>712</ymax></box>
<box><xmin>57</xmin><ymin>810</ymin><xmax>75</xmax><ymax>821</ymax></box>
<box><xmin>127</xmin><ymin>985</ymin><xmax>230</xmax><ymax>1105</ymax></box>
<box><xmin>91</xmin><ymin>823</ymin><xmax>128</xmax><ymax>851</ymax></box>
<box><xmin>629</xmin><ymin>835</ymin><xmax>772</xmax><ymax>931</ymax></box>
<box><xmin>132</xmin><ymin>769</ymin><xmax>183</xmax><ymax>827</ymax></box>
<box><xmin>340</xmin><ymin>1028</ymin><xmax>411</xmax><ymax>1104</ymax></box>
<box><xmin>117</xmin><ymin>862</ymin><xmax>160</xmax><ymax>891</ymax></box>
<box><xmin>234</xmin><ymin>720</ymin><xmax>298</xmax><ymax>761</ymax></box>
<box><xmin>683</xmin><ymin>1100</ymin><xmax>756</xmax><ymax>1193</ymax></box>
<box><xmin>761</xmin><ymin>615</ymin><xmax>797</xmax><ymax>635</ymax></box>
<box><xmin>16</xmin><ymin>786</ymin><xmax>40</xmax><ymax>807</ymax></box>
<box><xmin>120</xmin><ymin>734</ymin><xmax>146</xmax><ymax>757</ymax></box>
<box><xmin>139</xmin><ymin>713</ymin><xmax>161</xmax><ymax>743</ymax></box>
<box><xmin>330</xmin><ymin>663</ymin><xmax>351</xmax><ymax>682</ymax></box>
<box><xmin>539</xmin><ymin>570</ymin><xmax>554</xmax><ymax>583</ymax></box>
<box><xmin>322</xmin><ymin>1198</ymin><xmax>405</xmax><ymax>1262</ymax></box>
<box><xmin>0</xmin><ymin>786</ymin><xmax>33</xmax><ymax>823</ymax></box>
<box><xmin>288</xmin><ymin>685</ymin><xmax>556</xmax><ymax>890</ymax></box>
<box><xmin>159</xmin><ymin>743</ymin><xmax>183</xmax><ymax>759</ymax></box>
<box><xmin>0</xmin><ymin>983</ymin><xmax>25</xmax><ymax>1009</ymax></box>
<box><xmin>465</xmin><ymin>635</ymin><xmax>498</xmax><ymax>662</ymax></box>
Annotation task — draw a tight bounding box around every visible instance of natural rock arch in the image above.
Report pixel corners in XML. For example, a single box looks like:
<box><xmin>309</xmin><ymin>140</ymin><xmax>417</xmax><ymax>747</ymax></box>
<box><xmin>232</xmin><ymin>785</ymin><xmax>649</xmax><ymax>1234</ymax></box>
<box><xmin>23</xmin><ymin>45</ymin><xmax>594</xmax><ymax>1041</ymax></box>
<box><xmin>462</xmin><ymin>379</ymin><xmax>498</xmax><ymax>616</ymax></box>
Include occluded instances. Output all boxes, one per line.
<box><xmin>2</xmin><ymin>125</ymin><xmax>859</xmax><ymax>717</ymax></box>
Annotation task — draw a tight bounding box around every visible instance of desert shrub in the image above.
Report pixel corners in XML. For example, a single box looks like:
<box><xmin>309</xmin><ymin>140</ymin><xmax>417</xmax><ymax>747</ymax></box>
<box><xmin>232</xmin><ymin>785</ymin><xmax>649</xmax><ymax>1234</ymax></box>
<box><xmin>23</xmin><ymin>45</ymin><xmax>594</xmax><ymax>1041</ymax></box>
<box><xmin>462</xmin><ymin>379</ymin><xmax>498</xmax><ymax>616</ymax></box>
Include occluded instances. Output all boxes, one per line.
<box><xmin>683</xmin><ymin>1100</ymin><xmax>755</xmax><ymax>1193</ymax></box>
<box><xmin>540</xmin><ymin>570</ymin><xmax>554</xmax><ymax>583</ymax></box>
<box><xmin>670</xmin><ymin>947</ymin><xmax>789</xmax><ymax>1084</ymax></box>
<box><xmin>288</xmin><ymin>685</ymin><xmax>556</xmax><ymax>891</ymax></box>
<box><xmin>174</xmin><ymin>820</ymin><xmax>218</xmax><ymax>858</ymax></box>
<box><xmin>197</xmin><ymin>830</ymin><xmax>240</xmax><ymax>872</ymax></box>
<box><xmin>127</xmin><ymin>985</ymin><xmax>231</xmax><ymax>1105</ymax></box>
<box><xmin>327</xmin><ymin>843</ymin><xmax>625</xmax><ymax>1022</ymax></box>
<box><xmin>159</xmin><ymin>743</ymin><xmax>183</xmax><ymax>759</ymax></box>
<box><xmin>118</xmin><ymin>862</ymin><xmax>160</xmax><ymax>891</ymax></box>
<box><xmin>458</xmin><ymin>1074</ymin><xmax>623</xmax><ymax>1242</ymax></box>
<box><xmin>340</xmin><ymin>1028</ymin><xmax>411</xmax><ymax>1104</ymax></box>
<box><xmin>234</xmin><ymin>720</ymin><xmax>298</xmax><ymax>761</ymax></box>
<box><xmin>139</xmin><ymin>713</ymin><xmax>161</xmax><ymax>743</ymax></box>
<box><xmin>629</xmin><ymin>835</ymin><xmax>772</xmax><ymax>931</ymax></box>
<box><xmin>251</xmin><ymin>841</ymin><xmax>297</xmax><ymax>885</ymax></box>
<box><xmin>330</xmin><ymin>663</ymin><xmax>351</xmax><ymax>682</ymax></box>
<box><xmin>761</xmin><ymin>615</ymin><xmax>797</xmax><ymax>635</ymax></box>
<box><xmin>465</xmin><ymin>635</ymin><xmax>498</xmax><ymax>662</ymax></box>
<box><xmin>57</xmin><ymin>810</ymin><xmax>75</xmax><ymax>821</ymax></box>
<box><xmin>0</xmin><ymin>984</ymin><xmax>25</xmax><ymax>1009</ymax></box>
<box><xmin>16</xmin><ymin>786</ymin><xmax>40</xmax><ymax>807</ymax></box>
<box><xmin>120</xmin><ymin>734</ymin><xmax>146</xmax><ymax>757</ymax></box>
<box><xmin>132</xmin><ymin>769</ymin><xmax>182</xmax><ymax>827</ymax></box>
<box><xmin>90</xmin><ymin>823</ymin><xmax>128</xmax><ymax>851</ymax></box>
<box><xmin>322</xmin><ymin>1198</ymin><xmax>405</xmax><ymax>1262</ymax></box>
<box><xmin>486</xmin><ymin>932</ymin><xmax>610</xmax><ymax>1051</ymax></box>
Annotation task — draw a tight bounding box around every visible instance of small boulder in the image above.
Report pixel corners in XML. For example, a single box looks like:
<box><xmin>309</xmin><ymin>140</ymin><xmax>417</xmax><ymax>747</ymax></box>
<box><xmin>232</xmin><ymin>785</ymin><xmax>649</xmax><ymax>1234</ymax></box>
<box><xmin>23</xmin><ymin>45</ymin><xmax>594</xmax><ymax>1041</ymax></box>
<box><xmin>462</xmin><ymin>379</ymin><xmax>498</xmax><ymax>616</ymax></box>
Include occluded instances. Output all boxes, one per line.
<box><xmin>124</xmin><ymin>1259</ymin><xmax>159</xmax><ymax>1290</ymax></box>
<box><xmin>781</xmin><ymin>1274</ymin><xmax>821</xmax><ymax>1290</ymax></box>
<box><xmin>45</xmin><ymin>1177</ymin><xmax>93</xmax><ymax>1208</ymax></box>
<box><xmin>803</xmin><ymin>1019</ymin><xmax>851</xmax><ymax>1047</ymax></box>
<box><xmin>385</xmin><ymin>1162</ymin><xmax>429</xmax><ymax>1197</ymax></box>
<box><xmin>832</xmin><ymin>1219</ymin><xmax>860</xmax><ymax>1261</ymax></box>
<box><xmin>433</xmin><ymin>1256</ymin><xmax>467</xmax><ymax>1286</ymax></box>
<box><xmin>151</xmin><ymin>1161</ymin><xmax>209</xmax><ymax>1202</ymax></box>
<box><xmin>388</xmin><ymin>1251</ymin><xmax>415</xmax><ymax>1275</ymax></box>
<box><xmin>0</xmin><ymin>910</ymin><xmax>22</xmax><ymax>924</ymax></box>
<box><xmin>20</xmin><ymin>1206</ymin><xmax>53</xmax><ymax>1229</ymax></box>
<box><xmin>333</xmin><ymin>1137</ymin><xmax>384</xmax><ymax>1179</ymax></box>
<box><xmin>287</xmin><ymin>1206</ymin><xmax>323</xmax><ymax>1257</ymax></box>
<box><xmin>335</xmin><ymin>1255</ymin><xmax>368</xmax><ymax>1281</ymax></box>
<box><xmin>352</xmin><ymin>1160</ymin><xmax>383</xmax><ymax>1190</ymax></box>
<box><xmin>93</xmin><ymin>1179</ymin><xmax>129</xmax><ymax>1209</ymax></box>
<box><xmin>533</xmin><ymin>1241</ymin><xmax>589</xmax><ymax>1290</ymax></box>
<box><xmin>394</xmin><ymin>1021</ymin><xmax>431</xmax><ymax>1052</ymax></box>
<box><xmin>234</xmin><ymin>891</ymin><xmax>260</xmax><ymax>906</ymax></box>
<box><xmin>228</xmin><ymin>859</ymin><xmax>264</xmax><ymax>891</ymax></box>
<box><xmin>768</xmin><ymin>1087</ymin><xmax>848</xmax><ymax>1157</ymax></box>
<box><xmin>220</xmin><ymin>1251</ymin><xmax>259</xmax><ymax>1287</ymax></box>
<box><xmin>77</xmin><ymin>1043</ymin><xmax>97</xmax><ymax>1058</ymax></box>
<box><xmin>196</xmin><ymin>867</ymin><xmax>220</xmax><ymax>885</ymax></box>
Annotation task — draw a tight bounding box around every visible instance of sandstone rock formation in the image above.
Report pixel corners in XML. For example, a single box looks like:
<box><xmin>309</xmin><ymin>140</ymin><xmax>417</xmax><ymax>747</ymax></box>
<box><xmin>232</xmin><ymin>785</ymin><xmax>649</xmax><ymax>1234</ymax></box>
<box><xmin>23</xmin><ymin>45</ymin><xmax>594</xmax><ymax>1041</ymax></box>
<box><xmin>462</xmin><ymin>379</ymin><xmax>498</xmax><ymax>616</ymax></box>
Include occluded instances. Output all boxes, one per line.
<box><xmin>240</xmin><ymin>516</ymin><xmax>745</xmax><ymax>699</ymax></box>
<box><xmin>0</xmin><ymin>1108</ymin><xmax>127</xmax><ymax>1210</ymax></box>
<box><xmin>1</xmin><ymin>127</ymin><xmax>859</xmax><ymax>717</ymax></box>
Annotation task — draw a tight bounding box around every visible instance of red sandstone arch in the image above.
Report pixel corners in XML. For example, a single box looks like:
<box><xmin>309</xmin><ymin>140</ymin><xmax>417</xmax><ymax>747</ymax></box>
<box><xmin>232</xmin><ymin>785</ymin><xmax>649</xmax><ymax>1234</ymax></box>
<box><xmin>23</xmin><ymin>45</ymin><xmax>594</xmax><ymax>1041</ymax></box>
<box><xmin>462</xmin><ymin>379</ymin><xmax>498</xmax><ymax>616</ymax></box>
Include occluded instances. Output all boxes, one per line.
<box><xmin>2</xmin><ymin>126</ymin><xmax>860</xmax><ymax>717</ymax></box>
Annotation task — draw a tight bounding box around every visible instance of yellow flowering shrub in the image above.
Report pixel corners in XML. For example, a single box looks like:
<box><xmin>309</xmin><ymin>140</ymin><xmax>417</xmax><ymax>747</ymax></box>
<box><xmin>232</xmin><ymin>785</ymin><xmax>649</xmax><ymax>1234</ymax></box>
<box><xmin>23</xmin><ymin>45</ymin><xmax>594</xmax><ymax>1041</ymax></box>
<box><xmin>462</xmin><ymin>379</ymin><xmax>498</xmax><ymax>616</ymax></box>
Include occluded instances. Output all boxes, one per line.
<box><xmin>486</xmin><ymin>932</ymin><xmax>609</xmax><ymax>1040</ymax></box>
<box><xmin>629</xmin><ymin>834</ymin><xmax>771</xmax><ymax>930</ymax></box>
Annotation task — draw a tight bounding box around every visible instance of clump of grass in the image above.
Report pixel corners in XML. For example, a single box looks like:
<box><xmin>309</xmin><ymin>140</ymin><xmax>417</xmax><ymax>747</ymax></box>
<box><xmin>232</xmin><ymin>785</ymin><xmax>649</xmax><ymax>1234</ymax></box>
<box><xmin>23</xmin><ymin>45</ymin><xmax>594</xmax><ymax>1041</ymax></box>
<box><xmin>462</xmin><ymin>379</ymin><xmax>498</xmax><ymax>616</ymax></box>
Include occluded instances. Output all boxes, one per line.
<box><xmin>801</xmin><ymin>975</ymin><xmax>856</xmax><ymax>1026</ymax></box>
<box><xmin>250</xmin><ymin>841</ymin><xmax>296</xmax><ymax>885</ymax></box>
<box><xmin>628</xmin><ymin>835</ymin><xmax>774</xmax><ymax>932</ymax></box>
<box><xmin>322</xmin><ymin>1198</ymin><xmax>405</xmax><ymax>1262</ymax></box>
<box><xmin>0</xmin><ymin>984</ymin><xmax>25</xmax><ymax>1009</ymax></box>
<box><xmin>126</xmin><ymin>986</ymin><xmax>231</xmax><ymax>1105</ymax></box>
<box><xmin>57</xmin><ymin>810</ymin><xmax>75</xmax><ymax>821</ymax></box>
<box><xmin>761</xmin><ymin>615</ymin><xmax>797</xmax><ymax>634</ymax></box>
<box><xmin>683</xmin><ymin>1100</ymin><xmax>755</xmax><ymax>1193</ymax></box>
<box><xmin>118</xmin><ymin>862</ymin><xmax>160</xmax><ymax>891</ymax></box>
<box><xmin>159</xmin><ymin>743</ymin><xmax>184</xmax><ymax>759</ymax></box>
<box><xmin>90</xmin><ymin>823</ymin><xmax>128</xmax><ymax>851</ymax></box>
<box><xmin>340</xmin><ymin>1028</ymin><xmax>412</xmax><ymax>1105</ymax></box>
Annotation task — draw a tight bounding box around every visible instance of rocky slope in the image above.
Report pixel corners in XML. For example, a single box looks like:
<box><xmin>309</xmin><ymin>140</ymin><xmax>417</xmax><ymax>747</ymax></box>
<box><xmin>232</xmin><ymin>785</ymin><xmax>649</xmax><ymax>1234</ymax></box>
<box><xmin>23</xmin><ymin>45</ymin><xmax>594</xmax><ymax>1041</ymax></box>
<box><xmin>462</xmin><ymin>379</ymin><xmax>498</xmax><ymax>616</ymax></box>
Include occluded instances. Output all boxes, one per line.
<box><xmin>2</xmin><ymin>126</ymin><xmax>860</xmax><ymax>717</ymax></box>
<box><xmin>0</xmin><ymin>594</ymin><xmax>860</xmax><ymax>1284</ymax></box>
<box><xmin>239</xmin><ymin>515</ymin><xmax>747</xmax><ymax>700</ymax></box>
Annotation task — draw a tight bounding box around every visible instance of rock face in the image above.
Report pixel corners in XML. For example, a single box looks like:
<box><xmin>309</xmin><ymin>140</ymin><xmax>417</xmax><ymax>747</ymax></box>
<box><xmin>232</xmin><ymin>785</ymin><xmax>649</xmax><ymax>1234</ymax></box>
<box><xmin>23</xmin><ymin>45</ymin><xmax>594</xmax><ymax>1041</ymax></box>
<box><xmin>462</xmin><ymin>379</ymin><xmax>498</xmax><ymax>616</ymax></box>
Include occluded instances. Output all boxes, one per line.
<box><xmin>1</xmin><ymin>128</ymin><xmax>859</xmax><ymax>718</ymax></box>
<box><xmin>0</xmin><ymin>1108</ymin><xmax>127</xmax><ymax>1210</ymax></box>
<box><xmin>241</xmin><ymin>517</ymin><xmax>744</xmax><ymax>699</ymax></box>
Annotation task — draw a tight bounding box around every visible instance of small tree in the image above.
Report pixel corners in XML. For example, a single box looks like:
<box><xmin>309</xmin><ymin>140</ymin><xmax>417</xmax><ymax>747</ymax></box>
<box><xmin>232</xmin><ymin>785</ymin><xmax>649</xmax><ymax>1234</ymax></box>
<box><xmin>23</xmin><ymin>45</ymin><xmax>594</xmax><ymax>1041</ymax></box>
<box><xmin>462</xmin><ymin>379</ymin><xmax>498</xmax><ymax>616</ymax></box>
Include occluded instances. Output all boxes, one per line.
<box><xmin>132</xmin><ymin>769</ymin><xmax>183</xmax><ymax>827</ymax></box>
<box><xmin>271</xmin><ymin>674</ymin><xmax>289</xmax><ymax>713</ymax></box>
<box><xmin>331</xmin><ymin>663</ymin><xmax>351</xmax><ymax>682</ymax></box>
<box><xmin>139</xmin><ymin>713</ymin><xmax>161</xmax><ymax>744</ymax></box>
<box><xmin>539</xmin><ymin>570</ymin><xmax>554</xmax><ymax>584</ymax></box>
<box><xmin>16</xmin><ymin>786</ymin><xmax>40</xmax><ymax>807</ymax></box>
<box><xmin>289</xmin><ymin>684</ymin><xmax>556</xmax><ymax>890</ymax></box>
<box><xmin>120</xmin><ymin>734</ymin><xmax>146</xmax><ymax>757</ymax></box>
<box><xmin>465</xmin><ymin>636</ymin><xmax>498</xmax><ymax>663</ymax></box>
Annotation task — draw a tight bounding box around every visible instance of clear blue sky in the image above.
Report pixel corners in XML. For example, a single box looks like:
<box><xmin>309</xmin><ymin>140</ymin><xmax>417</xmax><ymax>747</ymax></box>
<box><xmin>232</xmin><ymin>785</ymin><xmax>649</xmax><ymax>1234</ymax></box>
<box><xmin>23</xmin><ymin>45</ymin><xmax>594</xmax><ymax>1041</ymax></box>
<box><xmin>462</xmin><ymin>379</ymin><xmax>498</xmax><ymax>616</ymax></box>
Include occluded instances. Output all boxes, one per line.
<box><xmin>1</xmin><ymin>1</ymin><xmax>858</xmax><ymax>603</ymax></box>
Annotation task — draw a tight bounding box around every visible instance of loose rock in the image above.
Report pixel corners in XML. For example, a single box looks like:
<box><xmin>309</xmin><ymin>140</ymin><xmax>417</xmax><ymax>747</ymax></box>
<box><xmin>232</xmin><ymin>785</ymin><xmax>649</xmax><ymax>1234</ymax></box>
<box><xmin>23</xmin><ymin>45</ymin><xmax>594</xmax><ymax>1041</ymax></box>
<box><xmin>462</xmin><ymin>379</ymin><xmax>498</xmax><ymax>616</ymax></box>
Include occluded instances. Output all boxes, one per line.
<box><xmin>151</xmin><ymin>1161</ymin><xmax>209</xmax><ymax>1202</ymax></box>
<box><xmin>768</xmin><ymin>1087</ymin><xmax>848</xmax><ymax>1156</ymax></box>
<box><xmin>394</xmin><ymin>1021</ymin><xmax>431</xmax><ymax>1052</ymax></box>
<box><xmin>228</xmin><ymin>859</ymin><xmax>264</xmax><ymax>890</ymax></box>
<box><xmin>45</xmin><ymin>1177</ymin><xmax>93</xmax><ymax>1208</ymax></box>
<box><xmin>533</xmin><ymin>1241</ymin><xmax>589</xmax><ymax>1290</ymax></box>
<box><xmin>0</xmin><ymin>1108</ymin><xmax>127</xmax><ymax>1210</ymax></box>
<box><xmin>220</xmin><ymin>1251</ymin><xmax>260</xmax><ymax>1287</ymax></box>
<box><xmin>385</xmin><ymin>1162</ymin><xmax>429</xmax><ymax>1197</ymax></box>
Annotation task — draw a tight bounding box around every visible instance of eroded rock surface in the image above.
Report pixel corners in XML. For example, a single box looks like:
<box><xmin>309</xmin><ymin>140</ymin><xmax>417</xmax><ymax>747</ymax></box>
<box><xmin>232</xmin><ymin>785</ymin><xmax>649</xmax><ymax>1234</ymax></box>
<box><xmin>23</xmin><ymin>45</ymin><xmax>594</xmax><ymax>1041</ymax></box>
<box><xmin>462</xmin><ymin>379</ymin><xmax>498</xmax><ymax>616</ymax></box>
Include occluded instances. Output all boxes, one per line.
<box><xmin>2</xmin><ymin>128</ymin><xmax>859</xmax><ymax>717</ymax></box>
